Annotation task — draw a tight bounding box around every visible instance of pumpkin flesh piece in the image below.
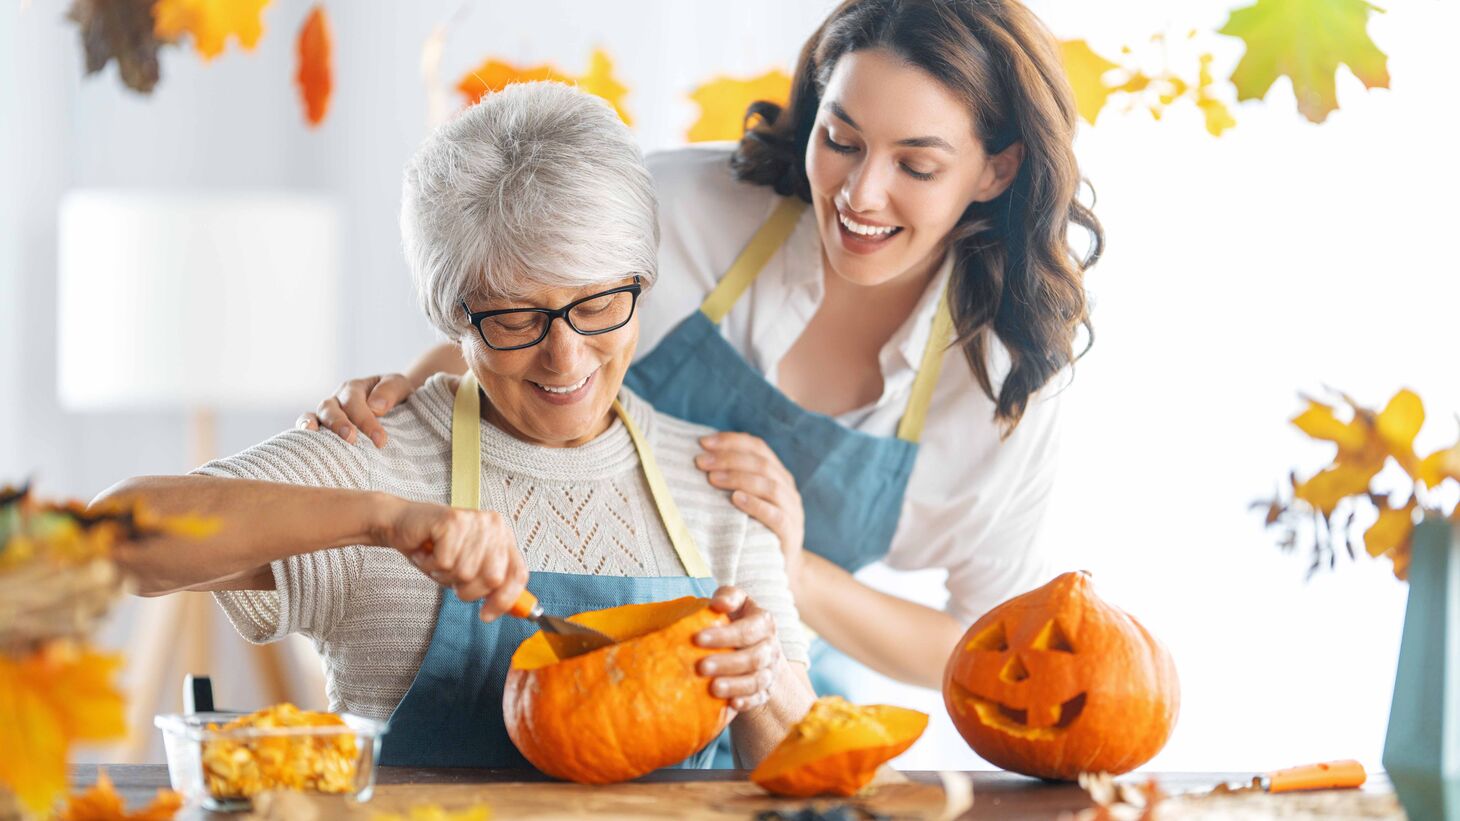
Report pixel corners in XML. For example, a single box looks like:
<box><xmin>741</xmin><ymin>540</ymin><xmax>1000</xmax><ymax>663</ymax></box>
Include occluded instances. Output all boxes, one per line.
<box><xmin>751</xmin><ymin>697</ymin><xmax>928</xmax><ymax>797</ymax></box>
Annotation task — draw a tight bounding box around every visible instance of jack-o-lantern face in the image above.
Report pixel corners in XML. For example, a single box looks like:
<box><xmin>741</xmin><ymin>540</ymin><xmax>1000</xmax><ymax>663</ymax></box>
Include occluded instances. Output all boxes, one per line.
<box><xmin>943</xmin><ymin>572</ymin><xmax>1179</xmax><ymax>781</ymax></box>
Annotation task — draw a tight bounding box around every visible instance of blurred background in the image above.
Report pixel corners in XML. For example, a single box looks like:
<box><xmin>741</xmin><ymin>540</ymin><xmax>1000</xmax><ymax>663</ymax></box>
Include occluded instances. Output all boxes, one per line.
<box><xmin>2</xmin><ymin>0</ymin><xmax>1456</xmax><ymax>773</ymax></box>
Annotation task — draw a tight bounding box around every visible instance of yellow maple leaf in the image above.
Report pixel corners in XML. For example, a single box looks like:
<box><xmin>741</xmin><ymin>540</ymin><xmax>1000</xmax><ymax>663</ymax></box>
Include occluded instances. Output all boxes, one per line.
<box><xmin>1418</xmin><ymin>442</ymin><xmax>1460</xmax><ymax>490</ymax></box>
<box><xmin>1364</xmin><ymin>498</ymin><xmax>1415</xmax><ymax>559</ymax></box>
<box><xmin>1290</xmin><ymin>398</ymin><xmax>1367</xmax><ymax>452</ymax></box>
<box><xmin>686</xmin><ymin>69</ymin><xmax>791</xmax><ymax>143</ymax></box>
<box><xmin>456</xmin><ymin>49</ymin><xmax>631</xmax><ymax>126</ymax></box>
<box><xmin>1058</xmin><ymin>40</ymin><xmax>1120</xmax><ymax>126</ymax></box>
<box><xmin>1218</xmin><ymin>0</ymin><xmax>1389</xmax><ymax>124</ymax></box>
<box><xmin>1372</xmin><ymin>388</ymin><xmax>1425</xmax><ymax>482</ymax></box>
<box><xmin>153</xmin><ymin>0</ymin><xmax>271</xmax><ymax>61</ymax></box>
<box><xmin>577</xmin><ymin>49</ymin><xmax>632</xmax><ymax>126</ymax></box>
<box><xmin>0</xmin><ymin>642</ymin><xmax>127</xmax><ymax>815</ymax></box>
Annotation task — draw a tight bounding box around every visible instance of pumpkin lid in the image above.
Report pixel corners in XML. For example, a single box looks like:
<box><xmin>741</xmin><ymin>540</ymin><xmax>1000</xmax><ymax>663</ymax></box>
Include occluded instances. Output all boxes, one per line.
<box><xmin>511</xmin><ymin>595</ymin><xmax>712</xmax><ymax>670</ymax></box>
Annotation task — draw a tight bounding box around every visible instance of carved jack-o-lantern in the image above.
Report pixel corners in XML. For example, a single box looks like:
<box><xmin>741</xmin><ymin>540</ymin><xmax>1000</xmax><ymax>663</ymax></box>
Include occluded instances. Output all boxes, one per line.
<box><xmin>943</xmin><ymin>572</ymin><xmax>1179</xmax><ymax>781</ymax></box>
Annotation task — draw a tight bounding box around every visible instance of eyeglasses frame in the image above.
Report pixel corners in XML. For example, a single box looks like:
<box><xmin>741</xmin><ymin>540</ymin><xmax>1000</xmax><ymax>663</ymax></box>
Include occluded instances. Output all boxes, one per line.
<box><xmin>459</xmin><ymin>276</ymin><xmax>643</xmax><ymax>351</ymax></box>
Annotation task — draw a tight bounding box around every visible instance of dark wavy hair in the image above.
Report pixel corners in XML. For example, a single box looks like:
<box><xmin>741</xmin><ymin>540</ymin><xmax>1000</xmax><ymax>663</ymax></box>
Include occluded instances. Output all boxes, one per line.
<box><xmin>732</xmin><ymin>0</ymin><xmax>1103</xmax><ymax>433</ymax></box>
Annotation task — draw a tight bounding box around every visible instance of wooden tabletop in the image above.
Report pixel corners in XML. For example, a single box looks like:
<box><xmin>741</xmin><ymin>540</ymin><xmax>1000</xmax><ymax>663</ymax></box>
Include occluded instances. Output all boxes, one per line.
<box><xmin>71</xmin><ymin>764</ymin><xmax>1400</xmax><ymax>820</ymax></box>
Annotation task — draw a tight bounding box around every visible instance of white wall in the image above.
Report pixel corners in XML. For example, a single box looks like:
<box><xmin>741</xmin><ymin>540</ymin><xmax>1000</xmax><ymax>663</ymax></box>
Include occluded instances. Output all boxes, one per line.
<box><xmin>2</xmin><ymin>0</ymin><xmax>1456</xmax><ymax>773</ymax></box>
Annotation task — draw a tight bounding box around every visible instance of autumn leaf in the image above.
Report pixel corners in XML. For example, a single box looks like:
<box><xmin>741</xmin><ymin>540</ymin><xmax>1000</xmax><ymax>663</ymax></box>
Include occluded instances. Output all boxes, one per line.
<box><xmin>1193</xmin><ymin>53</ymin><xmax>1236</xmax><ymax>137</ymax></box>
<box><xmin>686</xmin><ymin>69</ymin><xmax>792</xmax><ymax>142</ymax></box>
<box><xmin>295</xmin><ymin>5</ymin><xmax>332</xmax><ymax>128</ymax></box>
<box><xmin>153</xmin><ymin>0</ymin><xmax>271</xmax><ymax>61</ymax></box>
<box><xmin>1058</xmin><ymin>40</ymin><xmax>1120</xmax><ymax>126</ymax></box>
<box><xmin>1291</xmin><ymin>398</ymin><xmax>1367</xmax><ymax>451</ymax></box>
<box><xmin>66</xmin><ymin>0</ymin><xmax>168</xmax><ymax>94</ymax></box>
<box><xmin>1419</xmin><ymin>441</ymin><xmax>1460</xmax><ymax>489</ymax></box>
<box><xmin>1364</xmin><ymin>496</ymin><xmax>1415</xmax><ymax>558</ymax></box>
<box><xmin>457</xmin><ymin>49</ymin><xmax>631</xmax><ymax>125</ymax></box>
<box><xmin>0</xmin><ymin>643</ymin><xmax>126</xmax><ymax>816</ymax></box>
<box><xmin>1218</xmin><ymin>0</ymin><xmax>1389</xmax><ymax>124</ymax></box>
<box><xmin>576</xmin><ymin>49</ymin><xmax>632</xmax><ymax>126</ymax></box>
<box><xmin>59</xmin><ymin>768</ymin><xmax>182</xmax><ymax>821</ymax></box>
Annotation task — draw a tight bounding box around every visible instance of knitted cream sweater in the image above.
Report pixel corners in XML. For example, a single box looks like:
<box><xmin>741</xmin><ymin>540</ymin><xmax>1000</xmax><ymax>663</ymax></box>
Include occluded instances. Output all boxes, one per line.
<box><xmin>201</xmin><ymin>375</ymin><xmax>806</xmax><ymax>720</ymax></box>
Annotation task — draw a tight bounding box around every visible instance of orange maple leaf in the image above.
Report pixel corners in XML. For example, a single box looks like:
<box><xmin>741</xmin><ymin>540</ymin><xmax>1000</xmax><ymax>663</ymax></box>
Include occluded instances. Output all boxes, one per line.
<box><xmin>687</xmin><ymin>69</ymin><xmax>791</xmax><ymax>142</ymax></box>
<box><xmin>153</xmin><ymin>0</ymin><xmax>272</xmax><ymax>61</ymax></box>
<box><xmin>295</xmin><ymin>5</ymin><xmax>332</xmax><ymax>127</ymax></box>
<box><xmin>456</xmin><ymin>48</ymin><xmax>631</xmax><ymax>125</ymax></box>
<box><xmin>59</xmin><ymin>768</ymin><xmax>182</xmax><ymax>821</ymax></box>
<box><xmin>0</xmin><ymin>642</ymin><xmax>127</xmax><ymax>815</ymax></box>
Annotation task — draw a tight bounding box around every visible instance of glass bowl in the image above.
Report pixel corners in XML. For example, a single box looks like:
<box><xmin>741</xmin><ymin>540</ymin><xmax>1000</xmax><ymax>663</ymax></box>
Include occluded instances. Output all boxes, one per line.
<box><xmin>154</xmin><ymin>710</ymin><xmax>387</xmax><ymax>811</ymax></box>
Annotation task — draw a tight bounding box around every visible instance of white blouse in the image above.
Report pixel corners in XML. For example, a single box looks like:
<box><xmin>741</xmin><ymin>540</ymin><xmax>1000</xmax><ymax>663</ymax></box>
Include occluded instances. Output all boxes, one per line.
<box><xmin>637</xmin><ymin>144</ymin><xmax>1067</xmax><ymax>626</ymax></box>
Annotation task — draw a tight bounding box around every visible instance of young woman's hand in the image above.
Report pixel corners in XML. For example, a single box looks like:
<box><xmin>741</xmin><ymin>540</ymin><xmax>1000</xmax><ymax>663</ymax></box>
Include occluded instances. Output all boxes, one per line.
<box><xmin>297</xmin><ymin>374</ymin><xmax>419</xmax><ymax>448</ymax></box>
<box><xmin>695</xmin><ymin>434</ymin><xmax>806</xmax><ymax>591</ymax></box>
<box><xmin>376</xmin><ymin>498</ymin><xmax>528</xmax><ymax>622</ymax></box>
<box><xmin>693</xmin><ymin>585</ymin><xmax>787</xmax><ymax>714</ymax></box>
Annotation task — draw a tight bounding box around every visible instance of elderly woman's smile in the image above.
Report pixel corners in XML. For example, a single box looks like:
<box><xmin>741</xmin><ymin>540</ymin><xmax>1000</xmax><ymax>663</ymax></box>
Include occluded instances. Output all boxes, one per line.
<box><xmin>464</xmin><ymin>278</ymin><xmax>642</xmax><ymax>450</ymax></box>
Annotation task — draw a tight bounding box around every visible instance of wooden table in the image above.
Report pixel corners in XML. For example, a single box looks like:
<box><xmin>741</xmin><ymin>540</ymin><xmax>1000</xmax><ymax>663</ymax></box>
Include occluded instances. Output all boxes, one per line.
<box><xmin>71</xmin><ymin>764</ymin><xmax>1401</xmax><ymax>820</ymax></box>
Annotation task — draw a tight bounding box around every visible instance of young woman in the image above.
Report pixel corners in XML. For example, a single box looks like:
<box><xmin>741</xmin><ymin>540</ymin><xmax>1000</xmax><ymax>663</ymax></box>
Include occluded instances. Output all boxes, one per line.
<box><xmin>303</xmin><ymin>0</ymin><xmax>1102</xmax><ymax>696</ymax></box>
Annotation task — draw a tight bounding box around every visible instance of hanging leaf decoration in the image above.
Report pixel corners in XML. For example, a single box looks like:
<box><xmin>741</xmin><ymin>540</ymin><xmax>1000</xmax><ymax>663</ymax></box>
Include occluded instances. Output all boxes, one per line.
<box><xmin>457</xmin><ymin>48</ymin><xmax>632</xmax><ymax>125</ymax></box>
<box><xmin>295</xmin><ymin>5</ymin><xmax>332</xmax><ymax>127</ymax></box>
<box><xmin>1059</xmin><ymin>39</ymin><xmax>1121</xmax><ymax>125</ymax></box>
<box><xmin>1219</xmin><ymin>0</ymin><xmax>1389</xmax><ymax>123</ymax></box>
<box><xmin>152</xmin><ymin>0</ymin><xmax>272</xmax><ymax>61</ymax></box>
<box><xmin>686</xmin><ymin>69</ymin><xmax>791</xmax><ymax>142</ymax></box>
<box><xmin>66</xmin><ymin>0</ymin><xmax>170</xmax><ymax>94</ymax></box>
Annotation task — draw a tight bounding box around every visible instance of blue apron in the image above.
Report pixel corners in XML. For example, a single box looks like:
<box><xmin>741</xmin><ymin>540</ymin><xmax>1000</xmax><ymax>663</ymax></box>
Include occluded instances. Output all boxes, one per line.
<box><xmin>379</xmin><ymin>373</ymin><xmax>720</xmax><ymax>769</ymax></box>
<box><xmin>624</xmin><ymin>197</ymin><xmax>952</xmax><ymax>575</ymax></box>
<box><xmin>623</xmin><ymin>197</ymin><xmax>952</xmax><ymax>764</ymax></box>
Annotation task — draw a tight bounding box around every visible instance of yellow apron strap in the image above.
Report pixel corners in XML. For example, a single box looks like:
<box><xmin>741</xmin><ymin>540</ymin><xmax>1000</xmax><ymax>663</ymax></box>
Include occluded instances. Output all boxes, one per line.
<box><xmin>450</xmin><ymin>374</ymin><xmax>710</xmax><ymax>578</ymax></box>
<box><xmin>614</xmin><ymin>399</ymin><xmax>713</xmax><ymax>578</ymax></box>
<box><xmin>896</xmin><ymin>290</ymin><xmax>954</xmax><ymax>443</ymax></box>
<box><xmin>451</xmin><ymin>373</ymin><xmax>482</xmax><ymax>509</ymax></box>
<box><xmin>699</xmin><ymin>198</ymin><xmax>808</xmax><ymax>324</ymax></box>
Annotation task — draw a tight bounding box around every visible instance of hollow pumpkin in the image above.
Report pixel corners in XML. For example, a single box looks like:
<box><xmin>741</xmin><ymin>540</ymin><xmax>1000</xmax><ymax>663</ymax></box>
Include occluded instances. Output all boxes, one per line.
<box><xmin>502</xmin><ymin>596</ymin><xmax>732</xmax><ymax>784</ymax></box>
<box><xmin>943</xmin><ymin>571</ymin><xmax>1179</xmax><ymax>781</ymax></box>
<box><xmin>751</xmin><ymin>696</ymin><xmax>928</xmax><ymax>797</ymax></box>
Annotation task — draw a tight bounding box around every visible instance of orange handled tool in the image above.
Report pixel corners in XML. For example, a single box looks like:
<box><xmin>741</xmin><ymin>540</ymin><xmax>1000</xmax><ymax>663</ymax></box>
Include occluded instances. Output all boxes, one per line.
<box><xmin>510</xmin><ymin>589</ymin><xmax>615</xmax><ymax>659</ymax></box>
<box><xmin>1265</xmin><ymin>760</ymin><xmax>1367</xmax><ymax>793</ymax></box>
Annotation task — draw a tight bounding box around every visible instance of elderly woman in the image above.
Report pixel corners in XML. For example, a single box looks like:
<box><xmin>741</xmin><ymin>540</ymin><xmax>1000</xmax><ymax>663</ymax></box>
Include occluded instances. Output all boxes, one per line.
<box><xmin>96</xmin><ymin>82</ymin><xmax>814</xmax><ymax>769</ymax></box>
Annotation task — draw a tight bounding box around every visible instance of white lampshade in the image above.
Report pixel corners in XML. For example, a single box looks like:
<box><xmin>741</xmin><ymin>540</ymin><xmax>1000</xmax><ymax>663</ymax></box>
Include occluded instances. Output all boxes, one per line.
<box><xmin>57</xmin><ymin>191</ymin><xmax>340</xmax><ymax>411</ymax></box>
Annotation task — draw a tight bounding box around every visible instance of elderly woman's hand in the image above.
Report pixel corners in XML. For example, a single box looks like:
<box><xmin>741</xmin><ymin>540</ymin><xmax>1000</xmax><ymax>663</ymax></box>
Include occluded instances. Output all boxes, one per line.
<box><xmin>298</xmin><ymin>373</ymin><xmax>419</xmax><ymax>448</ymax></box>
<box><xmin>377</xmin><ymin>498</ymin><xmax>528</xmax><ymax>622</ymax></box>
<box><xmin>696</xmin><ymin>434</ymin><xmax>806</xmax><ymax>592</ymax></box>
<box><xmin>694</xmin><ymin>585</ymin><xmax>786</xmax><ymax>714</ymax></box>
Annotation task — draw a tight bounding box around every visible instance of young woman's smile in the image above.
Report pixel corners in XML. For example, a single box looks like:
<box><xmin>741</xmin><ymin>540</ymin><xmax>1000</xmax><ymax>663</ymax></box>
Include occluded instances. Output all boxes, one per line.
<box><xmin>806</xmin><ymin>47</ymin><xmax>1022</xmax><ymax>289</ymax></box>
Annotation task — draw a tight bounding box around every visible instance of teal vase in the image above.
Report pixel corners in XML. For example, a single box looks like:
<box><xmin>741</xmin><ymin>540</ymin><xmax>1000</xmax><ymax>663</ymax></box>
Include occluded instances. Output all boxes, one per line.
<box><xmin>1383</xmin><ymin>516</ymin><xmax>1460</xmax><ymax>820</ymax></box>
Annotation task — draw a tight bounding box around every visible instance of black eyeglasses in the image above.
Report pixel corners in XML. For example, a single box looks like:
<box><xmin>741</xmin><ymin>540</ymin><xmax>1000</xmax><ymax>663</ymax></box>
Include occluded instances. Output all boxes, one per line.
<box><xmin>461</xmin><ymin>276</ymin><xmax>643</xmax><ymax>351</ymax></box>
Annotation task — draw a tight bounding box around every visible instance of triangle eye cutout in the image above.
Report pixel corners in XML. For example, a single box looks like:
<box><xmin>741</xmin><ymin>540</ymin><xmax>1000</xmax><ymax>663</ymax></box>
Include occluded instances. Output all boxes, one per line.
<box><xmin>999</xmin><ymin>654</ymin><xmax>1030</xmax><ymax>684</ymax></box>
<box><xmin>967</xmin><ymin>621</ymin><xmax>1009</xmax><ymax>653</ymax></box>
<box><xmin>1030</xmin><ymin>620</ymin><xmax>1075</xmax><ymax>653</ymax></box>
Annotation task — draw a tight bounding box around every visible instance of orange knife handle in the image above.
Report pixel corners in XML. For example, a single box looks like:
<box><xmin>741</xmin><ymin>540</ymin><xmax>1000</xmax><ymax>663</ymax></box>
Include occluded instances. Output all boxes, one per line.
<box><xmin>510</xmin><ymin>589</ymin><xmax>539</xmax><ymax>620</ymax></box>
<box><xmin>1268</xmin><ymin>759</ymin><xmax>1366</xmax><ymax>792</ymax></box>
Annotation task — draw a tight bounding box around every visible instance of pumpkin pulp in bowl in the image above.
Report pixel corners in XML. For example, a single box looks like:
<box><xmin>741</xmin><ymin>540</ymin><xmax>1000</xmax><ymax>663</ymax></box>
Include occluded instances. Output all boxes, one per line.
<box><xmin>503</xmin><ymin>595</ymin><xmax>732</xmax><ymax>784</ymax></box>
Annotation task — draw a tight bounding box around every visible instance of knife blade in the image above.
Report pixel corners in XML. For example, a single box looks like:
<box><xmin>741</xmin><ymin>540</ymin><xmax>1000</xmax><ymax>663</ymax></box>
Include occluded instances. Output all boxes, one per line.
<box><xmin>510</xmin><ymin>589</ymin><xmax>616</xmax><ymax>659</ymax></box>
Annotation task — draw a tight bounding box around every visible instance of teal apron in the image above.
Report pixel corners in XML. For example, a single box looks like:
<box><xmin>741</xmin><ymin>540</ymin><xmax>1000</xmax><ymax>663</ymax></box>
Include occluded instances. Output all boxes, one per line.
<box><xmin>624</xmin><ymin>197</ymin><xmax>951</xmax><ymax>575</ymax></box>
<box><xmin>622</xmin><ymin>198</ymin><xmax>952</xmax><ymax>762</ymax></box>
<box><xmin>379</xmin><ymin>373</ymin><xmax>721</xmax><ymax>769</ymax></box>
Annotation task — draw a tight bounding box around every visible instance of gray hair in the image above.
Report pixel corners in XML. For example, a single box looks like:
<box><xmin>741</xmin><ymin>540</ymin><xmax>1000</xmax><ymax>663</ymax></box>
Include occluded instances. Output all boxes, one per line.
<box><xmin>400</xmin><ymin>81</ymin><xmax>659</xmax><ymax>338</ymax></box>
